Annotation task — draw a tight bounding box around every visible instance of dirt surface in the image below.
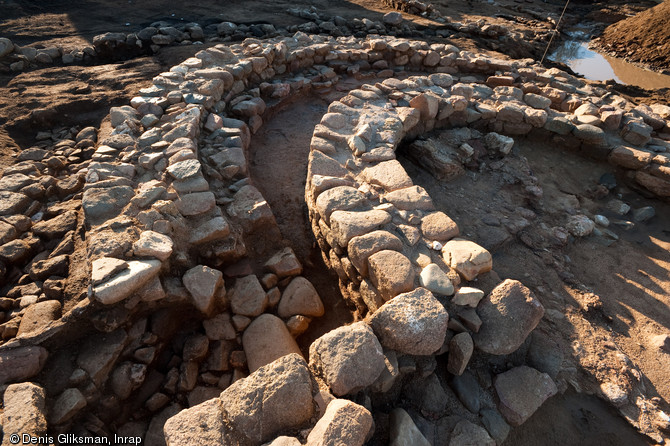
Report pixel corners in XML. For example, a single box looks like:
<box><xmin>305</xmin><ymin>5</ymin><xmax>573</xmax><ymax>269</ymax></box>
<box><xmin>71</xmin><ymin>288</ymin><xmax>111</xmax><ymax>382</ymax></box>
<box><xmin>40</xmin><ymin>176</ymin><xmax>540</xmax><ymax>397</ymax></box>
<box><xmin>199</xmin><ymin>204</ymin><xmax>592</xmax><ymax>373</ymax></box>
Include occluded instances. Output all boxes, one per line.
<box><xmin>507</xmin><ymin>389</ymin><xmax>650</xmax><ymax>445</ymax></box>
<box><xmin>2</xmin><ymin>0</ymin><xmax>670</xmax><ymax>444</ymax></box>
<box><xmin>595</xmin><ymin>0</ymin><xmax>670</xmax><ymax>73</ymax></box>
<box><xmin>400</xmin><ymin>131</ymin><xmax>670</xmax><ymax>444</ymax></box>
<box><xmin>247</xmin><ymin>90</ymin><xmax>358</xmax><ymax>351</ymax></box>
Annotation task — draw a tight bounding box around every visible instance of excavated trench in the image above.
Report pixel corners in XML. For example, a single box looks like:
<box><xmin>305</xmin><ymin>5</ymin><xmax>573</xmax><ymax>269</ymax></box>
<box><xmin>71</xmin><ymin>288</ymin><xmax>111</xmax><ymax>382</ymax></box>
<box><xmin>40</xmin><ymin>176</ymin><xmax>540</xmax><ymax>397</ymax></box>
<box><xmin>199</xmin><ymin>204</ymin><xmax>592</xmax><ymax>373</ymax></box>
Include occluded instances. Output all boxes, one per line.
<box><xmin>247</xmin><ymin>91</ymin><xmax>355</xmax><ymax>350</ymax></box>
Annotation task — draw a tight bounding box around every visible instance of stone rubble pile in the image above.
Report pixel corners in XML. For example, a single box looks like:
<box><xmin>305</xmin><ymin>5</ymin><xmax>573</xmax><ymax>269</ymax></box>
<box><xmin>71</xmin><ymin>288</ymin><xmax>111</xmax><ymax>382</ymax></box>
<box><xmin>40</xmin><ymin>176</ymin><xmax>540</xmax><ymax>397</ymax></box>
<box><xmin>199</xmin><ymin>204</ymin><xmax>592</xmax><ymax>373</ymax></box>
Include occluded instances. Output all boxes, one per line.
<box><xmin>0</xmin><ymin>7</ymin><xmax>552</xmax><ymax>74</ymax></box>
<box><xmin>382</xmin><ymin>0</ymin><xmax>445</xmax><ymax>22</ymax></box>
<box><xmin>0</xmin><ymin>26</ymin><xmax>668</xmax><ymax>446</ymax></box>
<box><xmin>380</xmin><ymin>0</ymin><xmax>550</xmax><ymax>58</ymax></box>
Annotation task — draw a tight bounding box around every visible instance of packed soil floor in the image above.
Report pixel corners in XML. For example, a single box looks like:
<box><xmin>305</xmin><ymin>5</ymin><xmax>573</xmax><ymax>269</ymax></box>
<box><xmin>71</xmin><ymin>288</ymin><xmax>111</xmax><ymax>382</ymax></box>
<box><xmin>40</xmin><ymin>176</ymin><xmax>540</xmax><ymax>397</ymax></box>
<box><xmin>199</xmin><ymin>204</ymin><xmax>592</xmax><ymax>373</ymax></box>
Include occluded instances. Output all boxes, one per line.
<box><xmin>1</xmin><ymin>0</ymin><xmax>669</xmax><ymax>444</ymax></box>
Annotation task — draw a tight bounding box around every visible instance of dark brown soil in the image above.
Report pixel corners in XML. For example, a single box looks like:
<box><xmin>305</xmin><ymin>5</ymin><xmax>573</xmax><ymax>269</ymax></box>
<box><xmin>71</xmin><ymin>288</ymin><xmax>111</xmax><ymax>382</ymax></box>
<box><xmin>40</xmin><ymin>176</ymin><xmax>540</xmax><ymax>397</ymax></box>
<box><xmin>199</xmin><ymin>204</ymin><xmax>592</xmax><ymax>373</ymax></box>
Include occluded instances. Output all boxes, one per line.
<box><xmin>595</xmin><ymin>0</ymin><xmax>670</xmax><ymax>72</ymax></box>
<box><xmin>247</xmin><ymin>91</ymin><xmax>355</xmax><ymax>351</ymax></box>
<box><xmin>399</xmin><ymin>132</ymin><xmax>670</xmax><ymax>444</ymax></box>
<box><xmin>507</xmin><ymin>389</ymin><xmax>650</xmax><ymax>446</ymax></box>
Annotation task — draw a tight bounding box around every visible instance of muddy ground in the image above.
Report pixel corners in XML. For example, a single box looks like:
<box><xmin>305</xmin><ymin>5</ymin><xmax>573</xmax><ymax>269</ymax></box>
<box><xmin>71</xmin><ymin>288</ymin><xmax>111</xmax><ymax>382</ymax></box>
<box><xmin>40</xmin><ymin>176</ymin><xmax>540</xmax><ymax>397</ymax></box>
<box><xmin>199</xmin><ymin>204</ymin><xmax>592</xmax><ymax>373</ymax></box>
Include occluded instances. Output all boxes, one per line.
<box><xmin>1</xmin><ymin>0</ymin><xmax>669</xmax><ymax>444</ymax></box>
<box><xmin>594</xmin><ymin>0</ymin><xmax>670</xmax><ymax>74</ymax></box>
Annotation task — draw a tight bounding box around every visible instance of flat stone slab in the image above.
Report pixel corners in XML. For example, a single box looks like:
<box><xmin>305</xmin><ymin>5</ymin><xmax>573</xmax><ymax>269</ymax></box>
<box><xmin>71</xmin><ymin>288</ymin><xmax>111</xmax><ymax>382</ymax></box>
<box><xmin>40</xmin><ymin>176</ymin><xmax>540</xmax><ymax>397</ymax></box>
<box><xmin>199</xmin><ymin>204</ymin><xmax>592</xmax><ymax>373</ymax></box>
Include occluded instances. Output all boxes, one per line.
<box><xmin>0</xmin><ymin>191</ymin><xmax>31</xmax><ymax>216</ymax></box>
<box><xmin>166</xmin><ymin>158</ymin><xmax>202</xmax><ymax>180</ymax></box>
<box><xmin>0</xmin><ymin>346</ymin><xmax>48</xmax><ymax>386</ymax></box>
<box><xmin>442</xmin><ymin>238</ymin><xmax>492</xmax><ymax>281</ymax></box>
<box><xmin>330</xmin><ymin>209</ymin><xmax>391</xmax><ymax>247</ymax></box>
<box><xmin>316</xmin><ymin>185</ymin><xmax>367</xmax><ymax>224</ymax></box>
<box><xmin>609</xmin><ymin>145</ymin><xmax>654</xmax><ymax>170</ymax></box>
<box><xmin>32</xmin><ymin>210</ymin><xmax>78</xmax><ymax>239</ymax></box>
<box><xmin>384</xmin><ymin>185</ymin><xmax>434</xmax><ymax>211</ymax></box>
<box><xmin>17</xmin><ymin>300</ymin><xmax>62</xmax><ymax>337</ymax></box>
<box><xmin>361</xmin><ymin>160</ymin><xmax>413</xmax><ymax>192</ymax></box>
<box><xmin>82</xmin><ymin>186</ymin><xmax>134</xmax><ymax>226</ymax></box>
<box><xmin>0</xmin><ymin>173</ymin><xmax>33</xmax><ymax>192</ymax></box>
<box><xmin>91</xmin><ymin>257</ymin><xmax>128</xmax><ymax>285</ymax></box>
<box><xmin>133</xmin><ymin>230</ymin><xmax>173</xmax><ymax>261</ymax></box>
<box><xmin>93</xmin><ymin>259</ymin><xmax>161</xmax><ymax>305</ymax></box>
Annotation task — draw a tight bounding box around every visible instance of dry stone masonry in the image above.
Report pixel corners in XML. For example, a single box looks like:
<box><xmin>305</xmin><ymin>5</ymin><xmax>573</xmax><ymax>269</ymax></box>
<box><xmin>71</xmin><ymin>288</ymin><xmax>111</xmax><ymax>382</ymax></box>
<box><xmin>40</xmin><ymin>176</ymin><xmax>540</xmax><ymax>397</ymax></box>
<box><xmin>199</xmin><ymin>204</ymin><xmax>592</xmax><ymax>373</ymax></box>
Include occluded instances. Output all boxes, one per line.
<box><xmin>1</xmin><ymin>20</ymin><xmax>669</xmax><ymax>446</ymax></box>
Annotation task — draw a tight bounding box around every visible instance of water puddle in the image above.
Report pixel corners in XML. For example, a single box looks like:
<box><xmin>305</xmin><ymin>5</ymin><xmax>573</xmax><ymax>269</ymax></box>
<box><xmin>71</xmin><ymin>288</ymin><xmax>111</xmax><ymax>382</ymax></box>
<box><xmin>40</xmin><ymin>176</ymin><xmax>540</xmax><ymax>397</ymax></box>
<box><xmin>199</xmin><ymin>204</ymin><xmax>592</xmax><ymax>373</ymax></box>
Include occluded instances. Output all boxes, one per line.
<box><xmin>549</xmin><ymin>27</ymin><xmax>670</xmax><ymax>90</ymax></box>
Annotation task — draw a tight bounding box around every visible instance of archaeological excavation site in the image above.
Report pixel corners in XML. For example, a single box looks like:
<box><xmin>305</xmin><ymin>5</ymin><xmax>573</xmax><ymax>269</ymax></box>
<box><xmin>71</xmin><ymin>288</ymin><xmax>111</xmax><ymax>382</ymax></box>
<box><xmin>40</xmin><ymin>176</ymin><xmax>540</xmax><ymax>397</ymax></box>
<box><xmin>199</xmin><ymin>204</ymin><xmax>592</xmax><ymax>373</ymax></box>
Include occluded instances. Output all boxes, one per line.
<box><xmin>0</xmin><ymin>0</ymin><xmax>669</xmax><ymax>444</ymax></box>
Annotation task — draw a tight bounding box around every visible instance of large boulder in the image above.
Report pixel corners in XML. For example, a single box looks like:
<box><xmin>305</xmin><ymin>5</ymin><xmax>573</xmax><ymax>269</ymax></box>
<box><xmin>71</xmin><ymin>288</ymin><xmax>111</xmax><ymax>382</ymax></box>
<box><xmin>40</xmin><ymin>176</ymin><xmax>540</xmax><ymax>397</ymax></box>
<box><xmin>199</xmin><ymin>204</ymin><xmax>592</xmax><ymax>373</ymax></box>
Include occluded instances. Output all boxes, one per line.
<box><xmin>369</xmin><ymin>287</ymin><xmax>448</xmax><ymax>355</ymax></box>
<box><xmin>164</xmin><ymin>398</ymin><xmax>230</xmax><ymax>445</ymax></box>
<box><xmin>306</xmin><ymin>399</ymin><xmax>373</xmax><ymax>446</ymax></box>
<box><xmin>368</xmin><ymin>250</ymin><xmax>415</xmax><ymax>301</ymax></box>
<box><xmin>494</xmin><ymin>366</ymin><xmax>557</xmax><ymax>426</ymax></box>
<box><xmin>0</xmin><ymin>347</ymin><xmax>48</xmax><ymax>385</ymax></box>
<box><xmin>219</xmin><ymin>353</ymin><xmax>314</xmax><ymax>444</ymax></box>
<box><xmin>473</xmin><ymin>280</ymin><xmax>544</xmax><ymax>355</ymax></box>
<box><xmin>309</xmin><ymin>322</ymin><xmax>385</xmax><ymax>396</ymax></box>
<box><xmin>449</xmin><ymin>420</ymin><xmax>495</xmax><ymax>446</ymax></box>
<box><xmin>389</xmin><ymin>408</ymin><xmax>431</xmax><ymax>446</ymax></box>
<box><xmin>1</xmin><ymin>383</ymin><xmax>47</xmax><ymax>441</ymax></box>
<box><xmin>242</xmin><ymin>314</ymin><xmax>303</xmax><ymax>372</ymax></box>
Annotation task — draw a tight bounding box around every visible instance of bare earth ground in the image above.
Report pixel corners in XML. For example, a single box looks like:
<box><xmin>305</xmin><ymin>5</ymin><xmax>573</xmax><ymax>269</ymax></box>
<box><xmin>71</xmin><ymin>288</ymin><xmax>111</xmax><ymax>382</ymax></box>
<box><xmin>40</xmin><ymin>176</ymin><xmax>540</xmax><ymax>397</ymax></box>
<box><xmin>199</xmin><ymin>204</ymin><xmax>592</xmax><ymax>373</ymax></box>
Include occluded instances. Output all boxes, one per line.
<box><xmin>595</xmin><ymin>0</ymin><xmax>670</xmax><ymax>73</ymax></box>
<box><xmin>400</xmin><ymin>132</ymin><xmax>670</xmax><ymax>444</ymax></box>
<box><xmin>1</xmin><ymin>0</ymin><xmax>670</xmax><ymax>444</ymax></box>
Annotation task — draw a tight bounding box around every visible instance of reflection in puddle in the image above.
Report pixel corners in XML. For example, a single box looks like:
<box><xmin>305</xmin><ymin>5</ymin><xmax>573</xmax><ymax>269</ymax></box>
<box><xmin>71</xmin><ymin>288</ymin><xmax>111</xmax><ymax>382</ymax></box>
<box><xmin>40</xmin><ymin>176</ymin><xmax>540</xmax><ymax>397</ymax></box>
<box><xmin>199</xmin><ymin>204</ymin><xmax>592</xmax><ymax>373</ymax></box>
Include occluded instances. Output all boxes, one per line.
<box><xmin>549</xmin><ymin>35</ymin><xmax>670</xmax><ymax>90</ymax></box>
